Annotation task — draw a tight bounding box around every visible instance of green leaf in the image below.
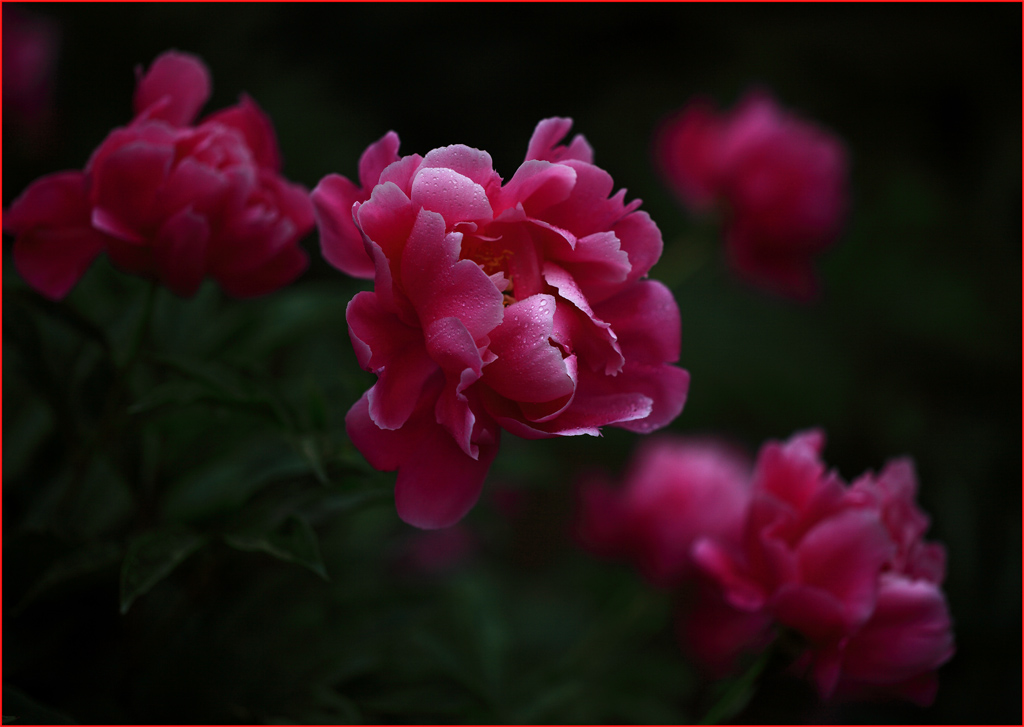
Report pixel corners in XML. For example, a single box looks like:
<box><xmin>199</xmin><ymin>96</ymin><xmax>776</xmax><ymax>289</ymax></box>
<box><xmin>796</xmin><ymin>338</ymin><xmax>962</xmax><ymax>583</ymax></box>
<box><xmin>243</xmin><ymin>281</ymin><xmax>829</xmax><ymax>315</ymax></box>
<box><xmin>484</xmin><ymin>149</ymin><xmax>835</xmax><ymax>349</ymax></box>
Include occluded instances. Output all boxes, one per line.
<box><xmin>224</xmin><ymin>514</ymin><xmax>329</xmax><ymax>580</ymax></box>
<box><xmin>119</xmin><ymin>527</ymin><xmax>207</xmax><ymax>614</ymax></box>
<box><xmin>14</xmin><ymin>541</ymin><xmax>123</xmax><ymax>614</ymax></box>
<box><xmin>142</xmin><ymin>353</ymin><xmax>292</xmax><ymax>428</ymax></box>
<box><xmin>161</xmin><ymin>435</ymin><xmax>311</xmax><ymax>523</ymax></box>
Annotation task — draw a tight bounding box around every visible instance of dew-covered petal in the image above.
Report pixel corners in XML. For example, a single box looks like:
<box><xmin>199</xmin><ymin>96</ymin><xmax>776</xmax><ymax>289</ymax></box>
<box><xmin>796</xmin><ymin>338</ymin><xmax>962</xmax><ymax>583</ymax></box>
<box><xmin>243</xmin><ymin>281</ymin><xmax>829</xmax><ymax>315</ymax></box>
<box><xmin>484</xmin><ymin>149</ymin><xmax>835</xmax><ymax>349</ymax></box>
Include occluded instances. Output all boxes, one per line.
<box><xmin>484</xmin><ymin>294</ymin><xmax>575</xmax><ymax>404</ymax></box>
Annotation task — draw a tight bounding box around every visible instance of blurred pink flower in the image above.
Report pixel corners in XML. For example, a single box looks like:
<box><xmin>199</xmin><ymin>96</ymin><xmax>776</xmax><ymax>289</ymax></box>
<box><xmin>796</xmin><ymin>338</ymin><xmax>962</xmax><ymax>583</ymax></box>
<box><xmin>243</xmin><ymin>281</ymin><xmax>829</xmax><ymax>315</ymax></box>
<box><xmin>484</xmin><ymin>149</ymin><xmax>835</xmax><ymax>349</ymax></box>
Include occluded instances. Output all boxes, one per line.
<box><xmin>807</xmin><ymin>459</ymin><xmax>955</xmax><ymax>705</ymax></box>
<box><xmin>5</xmin><ymin>51</ymin><xmax>313</xmax><ymax>299</ymax></box>
<box><xmin>657</xmin><ymin>91</ymin><xmax>848</xmax><ymax>300</ymax></box>
<box><xmin>575</xmin><ymin>428</ymin><xmax>953</xmax><ymax>701</ymax></box>
<box><xmin>3</xmin><ymin>5</ymin><xmax>60</xmax><ymax>132</ymax></box>
<box><xmin>314</xmin><ymin>118</ymin><xmax>689</xmax><ymax>529</ymax></box>
<box><xmin>694</xmin><ymin>430</ymin><xmax>895</xmax><ymax>645</ymax></box>
<box><xmin>691</xmin><ymin>430</ymin><xmax>954</xmax><ymax>704</ymax></box>
<box><xmin>576</xmin><ymin>436</ymin><xmax>751</xmax><ymax>588</ymax></box>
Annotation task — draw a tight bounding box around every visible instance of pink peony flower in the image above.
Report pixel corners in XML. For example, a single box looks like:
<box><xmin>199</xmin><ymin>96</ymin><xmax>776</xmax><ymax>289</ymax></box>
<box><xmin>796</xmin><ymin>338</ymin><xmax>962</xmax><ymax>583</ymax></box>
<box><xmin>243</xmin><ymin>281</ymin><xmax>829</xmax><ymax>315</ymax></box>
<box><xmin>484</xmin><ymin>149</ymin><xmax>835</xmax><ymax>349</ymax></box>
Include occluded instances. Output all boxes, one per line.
<box><xmin>314</xmin><ymin>118</ymin><xmax>689</xmax><ymax>529</ymax></box>
<box><xmin>4</xmin><ymin>50</ymin><xmax>313</xmax><ymax>299</ymax></box>
<box><xmin>576</xmin><ymin>436</ymin><xmax>751</xmax><ymax>588</ymax></box>
<box><xmin>691</xmin><ymin>430</ymin><xmax>954</xmax><ymax>704</ymax></box>
<box><xmin>809</xmin><ymin>459</ymin><xmax>955</xmax><ymax>705</ymax></box>
<box><xmin>656</xmin><ymin>91</ymin><xmax>848</xmax><ymax>300</ymax></box>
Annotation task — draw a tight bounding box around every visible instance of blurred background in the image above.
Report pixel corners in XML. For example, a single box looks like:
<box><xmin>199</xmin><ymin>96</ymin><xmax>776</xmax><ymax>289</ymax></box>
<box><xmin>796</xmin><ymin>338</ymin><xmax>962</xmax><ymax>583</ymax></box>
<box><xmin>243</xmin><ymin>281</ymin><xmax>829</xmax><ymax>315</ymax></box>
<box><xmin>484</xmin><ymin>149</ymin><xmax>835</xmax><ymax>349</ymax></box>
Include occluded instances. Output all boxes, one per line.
<box><xmin>3</xmin><ymin>3</ymin><xmax>1019</xmax><ymax>724</ymax></box>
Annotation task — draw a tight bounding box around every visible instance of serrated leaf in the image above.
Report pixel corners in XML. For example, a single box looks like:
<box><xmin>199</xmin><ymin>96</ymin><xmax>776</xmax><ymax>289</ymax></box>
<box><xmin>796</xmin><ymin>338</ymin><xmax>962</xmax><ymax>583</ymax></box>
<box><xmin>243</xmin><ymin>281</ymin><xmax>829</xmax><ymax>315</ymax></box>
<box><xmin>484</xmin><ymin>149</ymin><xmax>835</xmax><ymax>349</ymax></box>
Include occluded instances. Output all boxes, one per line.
<box><xmin>120</xmin><ymin>527</ymin><xmax>207</xmax><ymax>614</ymax></box>
<box><xmin>224</xmin><ymin>514</ymin><xmax>328</xmax><ymax>580</ymax></box>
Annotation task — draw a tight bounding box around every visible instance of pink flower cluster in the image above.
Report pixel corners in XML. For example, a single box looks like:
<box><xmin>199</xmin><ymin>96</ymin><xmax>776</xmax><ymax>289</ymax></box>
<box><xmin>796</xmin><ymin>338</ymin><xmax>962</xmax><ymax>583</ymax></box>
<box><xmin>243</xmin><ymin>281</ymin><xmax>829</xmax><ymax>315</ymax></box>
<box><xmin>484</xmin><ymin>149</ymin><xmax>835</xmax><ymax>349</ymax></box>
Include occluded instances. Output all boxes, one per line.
<box><xmin>577</xmin><ymin>430</ymin><xmax>954</xmax><ymax>705</ymax></box>
<box><xmin>4</xmin><ymin>51</ymin><xmax>314</xmax><ymax>300</ymax></box>
<box><xmin>314</xmin><ymin>119</ymin><xmax>690</xmax><ymax>529</ymax></box>
<box><xmin>656</xmin><ymin>91</ymin><xmax>848</xmax><ymax>300</ymax></box>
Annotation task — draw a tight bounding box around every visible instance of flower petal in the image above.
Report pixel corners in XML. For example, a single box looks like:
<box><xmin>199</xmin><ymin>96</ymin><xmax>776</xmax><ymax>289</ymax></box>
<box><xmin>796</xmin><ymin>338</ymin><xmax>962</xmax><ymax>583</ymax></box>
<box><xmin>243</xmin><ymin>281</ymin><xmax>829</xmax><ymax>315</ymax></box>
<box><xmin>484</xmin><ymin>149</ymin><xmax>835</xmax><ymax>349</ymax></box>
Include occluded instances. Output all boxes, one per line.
<box><xmin>90</xmin><ymin>140</ymin><xmax>175</xmax><ymax>242</ymax></box>
<box><xmin>484</xmin><ymin>294</ymin><xmax>575</xmax><ymax>404</ymax></box>
<box><xmin>845</xmin><ymin>574</ymin><xmax>955</xmax><ymax>678</ymax></box>
<box><xmin>594</xmin><ymin>279</ymin><xmax>681</xmax><ymax>365</ymax></box>
<box><xmin>133</xmin><ymin>50</ymin><xmax>211</xmax><ymax>126</ymax></box>
<box><xmin>6</xmin><ymin>172</ymin><xmax>110</xmax><ymax>300</ymax></box>
<box><xmin>358</xmin><ymin>131</ymin><xmax>402</xmax><ymax>189</ymax></box>
<box><xmin>525</xmin><ymin>117</ymin><xmax>594</xmax><ymax>164</ymax></box>
<box><xmin>410</xmin><ymin>165</ymin><xmax>493</xmax><ymax>228</ymax></box>
<box><xmin>347</xmin><ymin>291</ymin><xmax>437</xmax><ymax>431</ymax></box>
<box><xmin>153</xmin><ymin>206</ymin><xmax>209</xmax><ymax>297</ymax></box>
<box><xmin>346</xmin><ymin>384</ymin><xmax>499</xmax><ymax>529</ymax></box>
<box><xmin>400</xmin><ymin>209</ymin><xmax>504</xmax><ymax>342</ymax></box>
<box><xmin>312</xmin><ymin>173</ymin><xmax>375</xmax><ymax>278</ymax></box>
<box><xmin>203</xmin><ymin>95</ymin><xmax>281</xmax><ymax>170</ymax></box>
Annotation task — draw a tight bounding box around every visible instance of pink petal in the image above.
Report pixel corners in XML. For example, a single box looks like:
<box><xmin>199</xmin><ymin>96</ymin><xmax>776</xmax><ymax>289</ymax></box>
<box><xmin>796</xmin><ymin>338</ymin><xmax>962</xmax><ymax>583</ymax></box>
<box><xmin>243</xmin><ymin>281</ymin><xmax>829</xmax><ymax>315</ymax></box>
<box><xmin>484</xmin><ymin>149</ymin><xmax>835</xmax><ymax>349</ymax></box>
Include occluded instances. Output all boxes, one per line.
<box><xmin>6</xmin><ymin>173</ymin><xmax>109</xmax><ymax>300</ymax></box>
<box><xmin>90</xmin><ymin>140</ymin><xmax>175</xmax><ymax>242</ymax></box>
<box><xmin>133</xmin><ymin>50</ymin><xmax>211</xmax><ymax>126</ymax></box>
<box><xmin>400</xmin><ymin>209</ymin><xmax>504</xmax><ymax>341</ymax></box>
<box><xmin>574</xmin><ymin>361</ymin><xmax>689</xmax><ymax>434</ymax></box>
<box><xmin>203</xmin><ymin>95</ymin><xmax>281</xmax><ymax>170</ymax></box>
<box><xmin>424</xmin><ymin>315</ymin><xmax>487</xmax><ymax>458</ymax></box>
<box><xmin>692</xmin><ymin>537</ymin><xmax>767</xmax><ymax>612</ymax></box>
<box><xmin>542</xmin><ymin>229</ymin><xmax>631</xmax><ymax>305</ymax></box>
<box><xmin>154</xmin><ymin>155</ymin><xmax>230</xmax><ymax>222</ymax></box>
<box><xmin>541</xmin><ymin>384</ymin><xmax>652</xmax><ymax>435</ymax></box>
<box><xmin>359</xmin><ymin>131</ymin><xmax>402</xmax><ymax>189</ymax></box>
<box><xmin>538</xmin><ymin>160</ymin><xmax>618</xmax><ymax>236</ymax></box>
<box><xmin>211</xmin><ymin>176</ymin><xmax>312</xmax><ymax>279</ymax></box>
<box><xmin>12</xmin><ymin>227</ymin><xmax>106</xmax><ymax>300</ymax></box>
<box><xmin>346</xmin><ymin>385</ymin><xmax>499</xmax><ymax>529</ymax></box>
<box><xmin>594</xmin><ymin>279</ymin><xmax>681</xmax><ymax>366</ymax></box>
<box><xmin>378</xmin><ymin>153</ymin><xmax>423</xmax><ymax>194</ymax></box>
<box><xmin>793</xmin><ymin>509</ymin><xmax>895</xmax><ymax>633</ymax></box>
<box><xmin>524</xmin><ymin>117</ymin><xmax>594</xmax><ymax>164</ymax></box>
<box><xmin>354</xmin><ymin>181</ymin><xmax>419</xmax><ymax>279</ymax></box>
<box><xmin>496</xmin><ymin>159</ymin><xmax>577</xmax><ymax>217</ymax></box>
<box><xmin>612</xmin><ymin>210</ymin><xmax>663</xmax><ymax>285</ymax></box>
<box><xmin>752</xmin><ymin>429</ymin><xmax>830</xmax><ymax>511</ymax></box>
<box><xmin>152</xmin><ymin>206</ymin><xmax>209</xmax><ymax>297</ymax></box>
<box><xmin>410</xmin><ymin>166</ymin><xmax>493</xmax><ymax>228</ymax></box>
<box><xmin>347</xmin><ymin>291</ymin><xmax>437</xmax><ymax>431</ymax></box>
<box><xmin>839</xmin><ymin>575</ymin><xmax>955</xmax><ymax>689</ymax></box>
<box><xmin>544</xmin><ymin>263</ymin><xmax>624</xmax><ymax>375</ymax></box>
<box><xmin>312</xmin><ymin>173</ymin><xmax>375</xmax><ymax>279</ymax></box>
<box><xmin>483</xmin><ymin>294</ymin><xmax>575</xmax><ymax>404</ymax></box>
<box><xmin>4</xmin><ymin>170</ymin><xmax>91</xmax><ymax>230</ymax></box>
<box><xmin>772</xmin><ymin>582</ymin><xmax>855</xmax><ymax>643</ymax></box>
<box><xmin>420</xmin><ymin>143</ymin><xmax>500</xmax><ymax>189</ymax></box>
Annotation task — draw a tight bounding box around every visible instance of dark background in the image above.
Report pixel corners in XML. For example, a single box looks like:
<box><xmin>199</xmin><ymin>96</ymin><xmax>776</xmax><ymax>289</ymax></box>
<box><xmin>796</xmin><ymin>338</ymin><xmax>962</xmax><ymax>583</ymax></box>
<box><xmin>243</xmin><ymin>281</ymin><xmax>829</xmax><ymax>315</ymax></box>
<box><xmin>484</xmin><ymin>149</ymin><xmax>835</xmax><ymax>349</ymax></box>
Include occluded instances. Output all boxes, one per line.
<box><xmin>3</xmin><ymin>3</ymin><xmax>1020</xmax><ymax>724</ymax></box>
